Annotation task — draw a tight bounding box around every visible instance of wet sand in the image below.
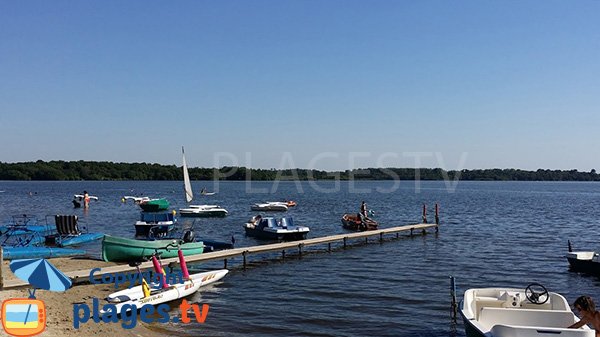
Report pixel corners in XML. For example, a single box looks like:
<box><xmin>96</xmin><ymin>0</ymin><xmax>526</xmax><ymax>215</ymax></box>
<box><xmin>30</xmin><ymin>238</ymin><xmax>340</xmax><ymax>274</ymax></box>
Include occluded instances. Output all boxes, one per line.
<box><xmin>0</xmin><ymin>257</ymin><xmax>165</xmax><ymax>337</ymax></box>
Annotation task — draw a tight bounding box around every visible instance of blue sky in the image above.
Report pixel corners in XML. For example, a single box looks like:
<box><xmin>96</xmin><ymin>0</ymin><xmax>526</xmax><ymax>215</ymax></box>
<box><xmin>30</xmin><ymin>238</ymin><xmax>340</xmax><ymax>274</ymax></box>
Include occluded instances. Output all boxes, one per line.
<box><xmin>1</xmin><ymin>1</ymin><xmax>598</xmax><ymax>171</ymax></box>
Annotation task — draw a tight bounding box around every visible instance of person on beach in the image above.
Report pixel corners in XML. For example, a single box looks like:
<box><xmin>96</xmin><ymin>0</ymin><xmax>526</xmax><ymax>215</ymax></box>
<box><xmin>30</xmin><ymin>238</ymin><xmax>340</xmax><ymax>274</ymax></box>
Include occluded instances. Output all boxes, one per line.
<box><xmin>568</xmin><ymin>295</ymin><xmax>600</xmax><ymax>336</ymax></box>
<box><xmin>83</xmin><ymin>190</ymin><xmax>90</xmax><ymax>208</ymax></box>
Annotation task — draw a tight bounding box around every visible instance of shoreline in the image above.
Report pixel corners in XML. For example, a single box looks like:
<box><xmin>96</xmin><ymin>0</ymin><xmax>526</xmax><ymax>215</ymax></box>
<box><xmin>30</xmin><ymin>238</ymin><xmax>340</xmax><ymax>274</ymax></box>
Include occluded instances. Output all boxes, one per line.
<box><xmin>0</xmin><ymin>258</ymin><xmax>166</xmax><ymax>337</ymax></box>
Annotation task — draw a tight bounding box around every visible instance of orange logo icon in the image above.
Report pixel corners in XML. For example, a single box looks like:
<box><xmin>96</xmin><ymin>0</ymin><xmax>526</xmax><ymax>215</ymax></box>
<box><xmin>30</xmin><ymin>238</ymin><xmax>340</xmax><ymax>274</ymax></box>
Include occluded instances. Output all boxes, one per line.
<box><xmin>1</xmin><ymin>298</ymin><xmax>47</xmax><ymax>336</ymax></box>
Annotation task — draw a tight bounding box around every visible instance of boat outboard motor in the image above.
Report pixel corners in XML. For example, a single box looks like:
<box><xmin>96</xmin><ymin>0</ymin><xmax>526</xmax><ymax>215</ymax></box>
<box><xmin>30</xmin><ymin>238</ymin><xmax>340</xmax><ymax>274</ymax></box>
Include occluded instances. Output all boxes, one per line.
<box><xmin>183</xmin><ymin>230</ymin><xmax>195</xmax><ymax>243</ymax></box>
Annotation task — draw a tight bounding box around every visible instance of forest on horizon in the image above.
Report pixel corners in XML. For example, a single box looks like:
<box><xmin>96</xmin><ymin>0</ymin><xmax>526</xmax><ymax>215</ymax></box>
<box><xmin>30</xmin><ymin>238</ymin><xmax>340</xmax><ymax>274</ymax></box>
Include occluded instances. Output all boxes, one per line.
<box><xmin>0</xmin><ymin>160</ymin><xmax>598</xmax><ymax>181</ymax></box>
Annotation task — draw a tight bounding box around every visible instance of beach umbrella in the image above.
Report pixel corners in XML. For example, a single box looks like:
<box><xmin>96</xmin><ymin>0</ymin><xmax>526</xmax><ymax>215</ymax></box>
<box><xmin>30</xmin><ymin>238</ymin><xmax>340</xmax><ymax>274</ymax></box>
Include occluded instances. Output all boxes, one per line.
<box><xmin>9</xmin><ymin>258</ymin><xmax>72</xmax><ymax>292</ymax></box>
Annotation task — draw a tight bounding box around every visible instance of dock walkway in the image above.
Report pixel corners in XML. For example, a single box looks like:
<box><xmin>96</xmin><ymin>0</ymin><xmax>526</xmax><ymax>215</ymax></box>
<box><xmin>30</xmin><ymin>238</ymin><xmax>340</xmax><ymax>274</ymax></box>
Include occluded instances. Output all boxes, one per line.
<box><xmin>1</xmin><ymin>222</ymin><xmax>438</xmax><ymax>290</ymax></box>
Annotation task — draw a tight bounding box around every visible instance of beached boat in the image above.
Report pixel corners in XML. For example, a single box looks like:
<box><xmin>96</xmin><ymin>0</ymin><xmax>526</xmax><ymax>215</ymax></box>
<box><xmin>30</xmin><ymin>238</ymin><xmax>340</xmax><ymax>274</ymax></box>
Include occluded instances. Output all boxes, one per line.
<box><xmin>179</xmin><ymin>205</ymin><xmax>228</xmax><ymax>217</ymax></box>
<box><xmin>104</xmin><ymin>268</ymin><xmax>228</xmax><ymax>313</ymax></box>
<box><xmin>134</xmin><ymin>212</ymin><xmax>176</xmax><ymax>238</ymax></box>
<box><xmin>460</xmin><ymin>283</ymin><xmax>591</xmax><ymax>337</ymax></box>
<box><xmin>3</xmin><ymin>246</ymin><xmax>86</xmax><ymax>260</ymax></box>
<box><xmin>341</xmin><ymin>214</ymin><xmax>378</xmax><ymax>231</ymax></box>
<box><xmin>101</xmin><ymin>235</ymin><xmax>204</xmax><ymax>262</ymax></box>
<box><xmin>243</xmin><ymin>215</ymin><xmax>309</xmax><ymax>241</ymax></box>
<box><xmin>139</xmin><ymin>198</ymin><xmax>170</xmax><ymax>212</ymax></box>
<box><xmin>179</xmin><ymin>147</ymin><xmax>229</xmax><ymax>217</ymax></box>
<box><xmin>251</xmin><ymin>202</ymin><xmax>289</xmax><ymax>212</ymax></box>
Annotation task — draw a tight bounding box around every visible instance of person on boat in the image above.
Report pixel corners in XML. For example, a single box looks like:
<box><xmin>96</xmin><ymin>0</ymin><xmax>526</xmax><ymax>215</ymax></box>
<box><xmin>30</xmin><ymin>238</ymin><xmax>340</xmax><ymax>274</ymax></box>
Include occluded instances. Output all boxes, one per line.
<box><xmin>569</xmin><ymin>296</ymin><xmax>600</xmax><ymax>336</ymax></box>
<box><xmin>360</xmin><ymin>201</ymin><xmax>368</xmax><ymax>218</ymax></box>
<box><xmin>83</xmin><ymin>190</ymin><xmax>90</xmax><ymax>208</ymax></box>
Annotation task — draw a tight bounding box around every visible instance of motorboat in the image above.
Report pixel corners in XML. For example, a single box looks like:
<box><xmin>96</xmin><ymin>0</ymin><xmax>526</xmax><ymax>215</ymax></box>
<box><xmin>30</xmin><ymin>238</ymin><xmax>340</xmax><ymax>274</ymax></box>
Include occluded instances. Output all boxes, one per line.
<box><xmin>251</xmin><ymin>202</ymin><xmax>289</xmax><ymax>212</ymax></box>
<box><xmin>460</xmin><ymin>283</ymin><xmax>592</xmax><ymax>337</ymax></box>
<box><xmin>179</xmin><ymin>204</ymin><xmax>228</xmax><ymax>218</ymax></box>
<box><xmin>267</xmin><ymin>200</ymin><xmax>296</xmax><ymax>207</ymax></box>
<box><xmin>243</xmin><ymin>215</ymin><xmax>309</xmax><ymax>241</ymax></box>
<box><xmin>566</xmin><ymin>243</ymin><xmax>600</xmax><ymax>276</ymax></box>
<box><xmin>341</xmin><ymin>213</ymin><xmax>378</xmax><ymax>231</ymax></box>
<box><xmin>134</xmin><ymin>212</ymin><xmax>176</xmax><ymax>238</ymax></box>
<box><xmin>567</xmin><ymin>251</ymin><xmax>600</xmax><ymax>275</ymax></box>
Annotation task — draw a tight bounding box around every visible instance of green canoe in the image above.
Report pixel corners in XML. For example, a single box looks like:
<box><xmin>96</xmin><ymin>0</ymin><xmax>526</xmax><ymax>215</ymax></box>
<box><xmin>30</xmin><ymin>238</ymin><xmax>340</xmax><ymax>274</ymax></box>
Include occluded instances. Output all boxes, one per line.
<box><xmin>101</xmin><ymin>235</ymin><xmax>204</xmax><ymax>262</ymax></box>
<box><xmin>139</xmin><ymin>198</ymin><xmax>170</xmax><ymax>212</ymax></box>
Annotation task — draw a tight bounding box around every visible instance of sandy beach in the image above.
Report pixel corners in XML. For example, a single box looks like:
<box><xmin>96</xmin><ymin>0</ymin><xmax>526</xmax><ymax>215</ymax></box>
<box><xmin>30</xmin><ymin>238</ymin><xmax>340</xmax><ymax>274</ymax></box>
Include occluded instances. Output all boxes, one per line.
<box><xmin>0</xmin><ymin>258</ymin><xmax>166</xmax><ymax>337</ymax></box>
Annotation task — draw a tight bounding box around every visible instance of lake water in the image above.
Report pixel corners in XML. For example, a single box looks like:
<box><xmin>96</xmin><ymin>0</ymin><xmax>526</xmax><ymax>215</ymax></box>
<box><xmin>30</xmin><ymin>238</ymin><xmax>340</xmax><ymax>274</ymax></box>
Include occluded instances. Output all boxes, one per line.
<box><xmin>1</xmin><ymin>180</ymin><xmax>600</xmax><ymax>336</ymax></box>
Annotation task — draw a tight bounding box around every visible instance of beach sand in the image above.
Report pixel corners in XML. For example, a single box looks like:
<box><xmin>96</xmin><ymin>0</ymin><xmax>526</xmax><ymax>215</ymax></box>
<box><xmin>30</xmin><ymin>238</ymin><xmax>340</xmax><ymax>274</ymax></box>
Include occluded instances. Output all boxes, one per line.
<box><xmin>0</xmin><ymin>258</ymin><xmax>166</xmax><ymax>337</ymax></box>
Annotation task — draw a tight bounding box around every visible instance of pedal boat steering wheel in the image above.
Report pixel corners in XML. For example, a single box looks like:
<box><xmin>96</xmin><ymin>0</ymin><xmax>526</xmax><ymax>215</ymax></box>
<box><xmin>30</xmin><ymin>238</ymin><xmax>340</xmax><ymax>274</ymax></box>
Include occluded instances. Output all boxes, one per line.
<box><xmin>525</xmin><ymin>283</ymin><xmax>549</xmax><ymax>305</ymax></box>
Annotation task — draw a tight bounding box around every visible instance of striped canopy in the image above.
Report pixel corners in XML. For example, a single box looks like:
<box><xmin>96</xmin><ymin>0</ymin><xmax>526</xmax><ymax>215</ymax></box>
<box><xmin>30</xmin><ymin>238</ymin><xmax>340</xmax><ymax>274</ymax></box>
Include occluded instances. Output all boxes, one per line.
<box><xmin>9</xmin><ymin>258</ymin><xmax>72</xmax><ymax>291</ymax></box>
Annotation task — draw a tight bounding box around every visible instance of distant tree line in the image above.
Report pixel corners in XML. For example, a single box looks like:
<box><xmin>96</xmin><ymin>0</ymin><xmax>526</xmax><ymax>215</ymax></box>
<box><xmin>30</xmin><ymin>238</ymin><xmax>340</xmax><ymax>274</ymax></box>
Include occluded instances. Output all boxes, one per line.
<box><xmin>0</xmin><ymin>161</ymin><xmax>598</xmax><ymax>181</ymax></box>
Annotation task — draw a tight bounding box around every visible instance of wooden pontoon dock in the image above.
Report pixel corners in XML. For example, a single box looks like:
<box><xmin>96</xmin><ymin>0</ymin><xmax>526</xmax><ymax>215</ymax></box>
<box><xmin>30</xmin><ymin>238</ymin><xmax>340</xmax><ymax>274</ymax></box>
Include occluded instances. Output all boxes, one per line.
<box><xmin>1</xmin><ymin>222</ymin><xmax>438</xmax><ymax>290</ymax></box>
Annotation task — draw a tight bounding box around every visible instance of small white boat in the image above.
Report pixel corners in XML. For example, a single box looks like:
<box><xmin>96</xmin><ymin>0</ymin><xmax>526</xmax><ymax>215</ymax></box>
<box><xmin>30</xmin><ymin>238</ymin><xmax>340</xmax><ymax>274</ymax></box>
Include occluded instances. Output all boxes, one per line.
<box><xmin>179</xmin><ymin>204</ymin><xmax>228</xmax><ymax>218</ymax></box>
<box><xmin>122</xmin><ymin>196</ymin><xmax>150</xmax><ymax>204</ymax></box>
<box><xmin>243</xmin><ymin>215</ymin><xmax>309</xmax><ymax>241</ymax></box>
<box><xmin>251</xmin><ymin>202</ymin><xmax>288</xmax><ymax>212</ymax></box>
<box><xmin>104</xmin><ymin>269</ymin><xmax>228</xmax><ymax>313</ymax></box>
<box><xmin>460</xmin><ymin>283</ymin><xmax>592</xmax><ymax>337</ymax></box>
<box><xmin>74</xmin><ymin>194</ymin><xmax>99</xmax><ymax>201</ymax></box>
<box><xmin>179</xmin><ymin>148</ymin><xmax>228</xmax><ymax>218</ymax></box>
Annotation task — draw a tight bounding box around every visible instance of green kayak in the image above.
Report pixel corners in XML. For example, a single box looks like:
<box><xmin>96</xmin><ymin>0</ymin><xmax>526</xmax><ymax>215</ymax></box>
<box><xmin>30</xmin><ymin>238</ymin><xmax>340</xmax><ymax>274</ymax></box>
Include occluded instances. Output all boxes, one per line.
<box><xmin>101</xmin><ymin>235</ymin><xmax>204</xmax><ymax>262</ymax></box>
<box><xmin>139</xmin><ymin>198</ymin><xmax>170</xmax><ymax>212</ymax></box>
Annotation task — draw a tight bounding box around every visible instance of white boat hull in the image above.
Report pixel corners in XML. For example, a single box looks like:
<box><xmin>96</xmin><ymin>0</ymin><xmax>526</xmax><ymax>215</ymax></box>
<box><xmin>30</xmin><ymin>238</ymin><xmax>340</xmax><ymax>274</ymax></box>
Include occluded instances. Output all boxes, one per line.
<box><xmin>104</xmin><ymin>269</ymin><xmax>228</xmax><ymax>313</ymax></box>
<box><xmin>460</xmin><ymin>287</ymin><xmax>593</xmax><ymax>337</ymax></box>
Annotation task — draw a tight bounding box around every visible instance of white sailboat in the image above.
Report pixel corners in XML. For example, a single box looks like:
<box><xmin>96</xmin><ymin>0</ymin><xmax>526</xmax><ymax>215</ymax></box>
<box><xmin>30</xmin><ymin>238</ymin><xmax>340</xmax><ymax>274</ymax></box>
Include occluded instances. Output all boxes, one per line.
<box><xmin>178</xmin><ymin>147</ymin><xmax>228</xmax><ymax>218</ymax></box>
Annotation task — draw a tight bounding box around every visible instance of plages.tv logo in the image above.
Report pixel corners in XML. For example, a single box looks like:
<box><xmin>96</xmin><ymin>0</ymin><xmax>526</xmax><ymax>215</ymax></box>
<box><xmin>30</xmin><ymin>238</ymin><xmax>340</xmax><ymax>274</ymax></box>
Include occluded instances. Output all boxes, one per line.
<box><xmin>2</xmin><ymin>258</ymin><xmax>72</xmax><ymax>337</ymax></box>
<box><xmin>1</xmin><ymin>298</ymin><xmax>46</xmax><ymax>337</ymax></box>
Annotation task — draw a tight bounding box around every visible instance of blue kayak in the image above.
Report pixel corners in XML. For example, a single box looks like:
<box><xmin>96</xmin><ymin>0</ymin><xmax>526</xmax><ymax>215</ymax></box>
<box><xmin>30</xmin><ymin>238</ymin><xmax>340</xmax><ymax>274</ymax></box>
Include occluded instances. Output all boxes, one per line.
<box><xmin>59</xmin><ymin>233</ymin><xmax>104</xmax><ymax>247</ymax></box>
<box><xmin>2</xmin><ymin>247</ymin><xmax>86</xmax><ymax>260</ymax></box>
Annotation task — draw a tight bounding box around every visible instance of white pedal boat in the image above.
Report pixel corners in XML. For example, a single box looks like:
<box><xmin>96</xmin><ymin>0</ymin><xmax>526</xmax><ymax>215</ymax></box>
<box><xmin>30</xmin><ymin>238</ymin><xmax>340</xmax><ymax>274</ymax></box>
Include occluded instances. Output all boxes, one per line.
<box><xmin>104</xmin><ymin>269</ymin><xmax>228</xmax><ymax>313</ymax></box>
<box><xmin>460</xmin><ymin>283</ymin><xmax>593</xmax><ymax>337</ymax></box>
<box><xmin>251</xmin><ymin>202</ymin><xmax>288</xmax><ymax>212</ymax></box>
<box><xmin>179</xmin><ymin>204</ymin><xmax>228</xmax><ymax>217</ymax></box>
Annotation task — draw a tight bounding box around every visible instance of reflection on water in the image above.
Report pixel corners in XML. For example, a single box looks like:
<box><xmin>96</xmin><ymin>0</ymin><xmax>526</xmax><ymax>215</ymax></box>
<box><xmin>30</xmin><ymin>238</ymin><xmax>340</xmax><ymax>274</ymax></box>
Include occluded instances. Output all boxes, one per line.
<box><xmin>1</xmin><ymin>181</ymin><xmax>600</xmax><ymax>336</ymax></box>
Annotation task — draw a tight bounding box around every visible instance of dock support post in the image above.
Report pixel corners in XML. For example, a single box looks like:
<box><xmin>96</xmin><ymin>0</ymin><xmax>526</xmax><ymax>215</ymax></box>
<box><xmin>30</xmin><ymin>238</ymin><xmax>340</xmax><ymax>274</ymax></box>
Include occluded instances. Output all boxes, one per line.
<box><xmin>0</xmin><ymin>246</ymin><xmax>3</xmax><ymax>290</ymax></box>
<box><xmin>450</xmin><ymin>276</ymin><xmax>457</xmax><ymax>321</ymax></box>
<box><xmin>282</xmin><ymin>250</ymin><xmax>286</xmax><ymax>260</ymax></box>
<box><xmin>328</xmin><ymin>243</ymin><xmax>331</xmax><ymax>252</ymax></box>
<box><xmin>410</xmin><ymin>228</ymin><xmax>414</xmax><ymax>237</ymax></box>
<box><xmin>422</xmin><ymin>228</ymin><xmax>427</xmax><ymax>235</ymax></box>
<box><xmin>343</xmin><ymin>237</ymin><xmax>347</xmax><ymax>249</ymax></box>
<box><xmin>435</xmin><ymin>203</ymin><xmax>439</xmax><ymax>225</ymax></box>
<box><xmin>422</xmin><ymin>204</ymin><xmax>427</xmax><ymax>224</ymax></box>
<box><xmin>379</xmin><ymin>232</ymin><xmax>384</xmax><ymax>243</ymax></box>
<box><xmin>242</xmin><ymin>251</ymin><xmax>247</xmax><ymax>269</ymax></box>
<box><xmin>224</xmin><ymin>259</ymin><xmax>228</xmax><ymax>269</ymax></box>
<box><xmin>365</xmin><ymin>236</ymin><xmax>368</xmax><ymax>244</ymax></box>
<box><xmin>396</xmin><ymin>232</ymin><xmax>399</xmax><ymax>239</ymax></box>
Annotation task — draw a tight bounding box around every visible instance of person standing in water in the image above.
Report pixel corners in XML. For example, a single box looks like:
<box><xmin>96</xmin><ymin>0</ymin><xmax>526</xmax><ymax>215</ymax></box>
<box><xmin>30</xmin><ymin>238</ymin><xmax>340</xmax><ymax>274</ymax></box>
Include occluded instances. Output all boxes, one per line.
<box><xmin>83</xmin><ymin>190</ymin><xmax>90</xmax><ymax>208</ymax></box>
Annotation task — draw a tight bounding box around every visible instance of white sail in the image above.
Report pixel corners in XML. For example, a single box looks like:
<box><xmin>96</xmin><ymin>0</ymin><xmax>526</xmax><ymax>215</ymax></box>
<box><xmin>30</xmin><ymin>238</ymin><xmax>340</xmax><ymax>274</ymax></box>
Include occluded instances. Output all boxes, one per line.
<box><xmin>182</xmin><ymin>146</ymin><xmax>193</xmax><ymax>203</ymax></box>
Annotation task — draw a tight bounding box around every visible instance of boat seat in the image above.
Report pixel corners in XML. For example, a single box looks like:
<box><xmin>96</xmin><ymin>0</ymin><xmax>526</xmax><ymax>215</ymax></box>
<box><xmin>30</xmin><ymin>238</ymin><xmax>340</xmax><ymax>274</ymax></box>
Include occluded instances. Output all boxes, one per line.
<box><xmin>478</xmin><ymin>307</ymin><xmax>576</xmax><ymax>329</ymax></box>
<box><xmin>55</xmin><ymin>215</ymin><xmax>81</xmax><ymax>236</ymax></box>
<box><xmin>281</xmin><ymin>217</ymin><xmax>294</xmax><ymax>228</ymax></box>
